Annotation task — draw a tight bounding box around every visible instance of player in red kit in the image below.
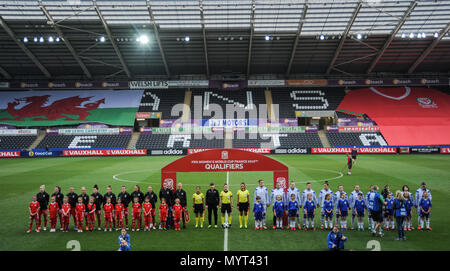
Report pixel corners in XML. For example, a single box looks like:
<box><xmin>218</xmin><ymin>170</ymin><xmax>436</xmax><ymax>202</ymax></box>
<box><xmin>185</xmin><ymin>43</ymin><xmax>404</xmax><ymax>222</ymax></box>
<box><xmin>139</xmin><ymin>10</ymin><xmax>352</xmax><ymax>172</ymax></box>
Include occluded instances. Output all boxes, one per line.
<box><xmin>86</xmin><ymin>196</ymin><xmax>96</xmax><ymax>231</ymax></box>
<box><xmin>61</xmin><ymin>197</ymin><xmax>71</xmax><ymax>232</ymax></box>
<box><xmin>28</xmin><ymin>195</ymin><xmax>40</xmax><ymax>233</ymax></box>
<box><xmin>115</xmin><ymin>198</ymin><xmax>125</xmax><ymax>230</ymax></box>
<box><xmin>75</xmin><ymin>197</ymin><xmax>85</xmax><ymax>232</ymax></box>
<box><xmin>142</xmin><ymin>197</ymin><xmax>153</xmax><ymax>231</ymax></box>
<box><xmin>132</xmin><ymin>197</ymin><xmax>141</xmax><ymax>231</ymax></box>
<box><xmin>172</xmin><ymin>198</ymin><xmax>183</xmax><ymax>231</ymax></box>
<box><xmin>159</xmin><ymin>198</ymin><xmax>169</xmax><ymax>230</ymax></box>
<box><xmin>103</xmin><ymin>197</ymin><xmax>114</xmax><ymax>231</ymax></box>
<box><xmin>48</xmin><ymin>196</ymin><xmax>59</xmax><ymax>232</ymax></box>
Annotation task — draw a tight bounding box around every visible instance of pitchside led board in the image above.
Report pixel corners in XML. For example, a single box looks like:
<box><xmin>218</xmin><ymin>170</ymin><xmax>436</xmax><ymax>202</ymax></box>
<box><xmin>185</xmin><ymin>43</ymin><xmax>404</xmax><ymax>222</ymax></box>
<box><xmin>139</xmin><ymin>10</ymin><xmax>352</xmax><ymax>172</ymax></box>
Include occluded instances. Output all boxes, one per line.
<box><xmin>161</xmin><ymin>149</ymin><xmax>289</xmax><ymax>191</ymax></box>
<box><xmin>0</xmin><ymin>90</ymin><xmax>143</xmax><ymax>127</ymax></box>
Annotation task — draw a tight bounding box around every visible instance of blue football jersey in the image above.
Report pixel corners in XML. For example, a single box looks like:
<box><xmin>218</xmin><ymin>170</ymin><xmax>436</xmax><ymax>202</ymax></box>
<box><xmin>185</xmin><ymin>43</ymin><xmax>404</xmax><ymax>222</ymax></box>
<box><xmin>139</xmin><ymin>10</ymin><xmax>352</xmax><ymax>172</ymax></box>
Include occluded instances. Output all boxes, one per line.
<box><xmin>419</xmin><ymin>198</ymin><xmax>432</xmax><ymax>212</ymax></box>
<box><xmin>323</xmin><ymin>200</ymin><xmax>333</xmax><ymax>211</ymax></box>
<box><xmin>337</xmin><ymin>198</ymin><xmax>349</xmax><ymax>212</ymax></box>
<box><xmin>304</xmin><ymin>200</ymin><xmax>316</xmax><ymax>213</ymax></box>
<box><xmin>386</xmin><ymin>198</ymin><xmax>394</xmax><ymax>210</ymax></box>
<box><xmin>354</xmin><ymin>199</ymin><xmax>366</xmax><ymax>213</ymax></box>
<box><xmin>288</xmin><ymin>200</ymin><xmax>299</xmax><ymax>211</ymax></box>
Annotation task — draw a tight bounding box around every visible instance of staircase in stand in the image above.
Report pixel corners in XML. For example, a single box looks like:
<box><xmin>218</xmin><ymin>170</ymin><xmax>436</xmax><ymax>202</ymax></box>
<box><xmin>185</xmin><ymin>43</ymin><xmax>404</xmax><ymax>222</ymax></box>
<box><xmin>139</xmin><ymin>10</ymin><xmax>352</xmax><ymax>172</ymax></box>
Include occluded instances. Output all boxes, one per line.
<box><xmin>318</xmin><ymin>130</ymin><xmax>331</xmax><ymax>148</ymax></box>
<box><xmin>127</xmin><ymin>132</ymin><xmax>140</xmax><ymax>149</ymax></box>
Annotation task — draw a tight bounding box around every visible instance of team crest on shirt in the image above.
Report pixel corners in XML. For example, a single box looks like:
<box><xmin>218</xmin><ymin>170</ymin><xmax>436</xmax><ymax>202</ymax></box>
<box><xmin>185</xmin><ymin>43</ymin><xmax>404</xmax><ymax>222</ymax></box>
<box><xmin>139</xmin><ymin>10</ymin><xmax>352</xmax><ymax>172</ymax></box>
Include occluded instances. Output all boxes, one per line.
<box><xmin>416</xmin><ymin>97</ymin><xmax>437</xmax><ymax>108</ymax></box>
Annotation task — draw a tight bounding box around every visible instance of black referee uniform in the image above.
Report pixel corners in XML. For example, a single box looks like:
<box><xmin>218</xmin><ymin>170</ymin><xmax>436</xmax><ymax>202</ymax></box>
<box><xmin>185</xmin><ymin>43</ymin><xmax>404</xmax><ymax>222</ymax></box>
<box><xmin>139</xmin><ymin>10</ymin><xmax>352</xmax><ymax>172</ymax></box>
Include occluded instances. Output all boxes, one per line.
<box><xmin>206</xmin><ymin>188</ymin><xmax>220</xmax><ymax>226</ymax></box>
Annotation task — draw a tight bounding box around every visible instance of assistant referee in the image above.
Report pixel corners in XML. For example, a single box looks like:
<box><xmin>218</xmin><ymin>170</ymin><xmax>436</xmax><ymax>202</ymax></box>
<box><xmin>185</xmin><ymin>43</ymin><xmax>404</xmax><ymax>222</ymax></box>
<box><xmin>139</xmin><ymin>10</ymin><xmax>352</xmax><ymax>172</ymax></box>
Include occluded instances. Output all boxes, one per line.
<box><xmin>237</xmin><ymin>182</ymin><xmax>250</xmax><ymax>229</ymax></box>
<box><xmin>220</xmin><ymin>184</ymin><xmax>233</xmax><ymax>228</ymax></box>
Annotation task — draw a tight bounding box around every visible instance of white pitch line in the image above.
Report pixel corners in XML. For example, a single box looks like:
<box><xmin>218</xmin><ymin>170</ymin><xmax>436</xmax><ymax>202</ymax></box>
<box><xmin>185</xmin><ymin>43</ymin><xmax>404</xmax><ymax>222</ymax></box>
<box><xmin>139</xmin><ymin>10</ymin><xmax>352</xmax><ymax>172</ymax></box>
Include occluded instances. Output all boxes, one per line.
<box><xmin>224</xmin><ymin>171</ymin><xmax>229</xmax><ymax>252</ymax></box>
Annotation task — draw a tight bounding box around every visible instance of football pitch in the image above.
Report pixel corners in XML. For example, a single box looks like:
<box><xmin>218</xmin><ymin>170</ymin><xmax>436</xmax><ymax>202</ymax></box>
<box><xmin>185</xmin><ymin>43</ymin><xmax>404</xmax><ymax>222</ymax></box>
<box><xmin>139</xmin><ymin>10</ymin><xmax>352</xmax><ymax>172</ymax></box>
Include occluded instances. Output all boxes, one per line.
<box><xmin>0</xmin><ymin>154</ymin><xmax>449</xmax><ymax>251</ymax></box>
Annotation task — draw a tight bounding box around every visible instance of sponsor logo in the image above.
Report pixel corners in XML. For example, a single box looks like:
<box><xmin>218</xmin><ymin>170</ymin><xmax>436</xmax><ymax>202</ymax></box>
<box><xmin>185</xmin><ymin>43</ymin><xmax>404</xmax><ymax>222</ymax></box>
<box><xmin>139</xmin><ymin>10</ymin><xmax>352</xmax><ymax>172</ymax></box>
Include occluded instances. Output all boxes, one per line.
<box><xmin>440</xmin><ymin>148</ymin><xmax>450</xmax><ymax>154</ymax></box>
<box><xmin>416</xmin><ymin>97</ymin><xmax>438</xmax><ymax>108</ymax></box>
<box><xmin>287</xmin><ymin>148</ymin><xmax>307</xmax><ymax>154</ymax></box>
<box><xmin>62</xmin><ymin>149</ymin><xmax>147</xmax><ymax>156</ymax></box>
<box><xmin>311</xmin><ymin>147</ymin><xmax>397</xmax><ymax>154</ymax></box>
<box><xmin>129</xmin><ymin>81</ymin><xmax>169</xmax><ymax>89</ymax></box>
<box><xmin>28</xmin><ymin>151</ymin><xmax>55</xmax><ymax>157</ymax></box>
<box><xmin>163</xmin><ymin>178</ymin><xmax>174</xmax><ymax>190</ymax></box>
<box><xmin>188</xmin><ymin>148</ymin><xmax>270</xmax><ymax>154</ymax></box>
<box><xmin>0</xmin><ymin>151</ymin><xmax>20</xmax><ymax>157</ymax></box>
<box><xmin>221</xmin><ymin>151</ymin><xmax>229</xmax><ymax>160</ymax></box>
<box><xmin>338</xmin><ymin>126</ymin><xmax>380</xmax><ymax>132</ymax></box>
<box><xmin>274</xmin><ymin>149</ymin><xmax>287</xmax><ymax>154</ymax></box>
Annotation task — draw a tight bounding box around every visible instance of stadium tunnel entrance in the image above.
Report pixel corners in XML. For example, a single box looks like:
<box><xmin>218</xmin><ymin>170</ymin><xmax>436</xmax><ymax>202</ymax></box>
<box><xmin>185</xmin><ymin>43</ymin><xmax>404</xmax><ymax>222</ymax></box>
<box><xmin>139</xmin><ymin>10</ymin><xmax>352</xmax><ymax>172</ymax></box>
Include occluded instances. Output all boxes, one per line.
<box><xmin>161</xmin><ymin>149</ymin><xmax>289</xmax><ymax>191</ymax></box>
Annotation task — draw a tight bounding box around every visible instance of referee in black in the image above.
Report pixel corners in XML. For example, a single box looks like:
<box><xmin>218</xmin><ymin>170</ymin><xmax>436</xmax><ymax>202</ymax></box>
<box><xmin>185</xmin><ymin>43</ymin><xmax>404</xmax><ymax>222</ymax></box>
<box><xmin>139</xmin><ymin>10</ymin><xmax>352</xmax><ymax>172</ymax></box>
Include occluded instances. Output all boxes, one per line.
<box><xmin>174</xmin><ymin>183</ymin><xmax>187</xmax><ymax>229</ymax></box>
<box><xmin>205</xmin><ymin>182</ymin><xmax>220</xmax><ymax>228</ymax></box>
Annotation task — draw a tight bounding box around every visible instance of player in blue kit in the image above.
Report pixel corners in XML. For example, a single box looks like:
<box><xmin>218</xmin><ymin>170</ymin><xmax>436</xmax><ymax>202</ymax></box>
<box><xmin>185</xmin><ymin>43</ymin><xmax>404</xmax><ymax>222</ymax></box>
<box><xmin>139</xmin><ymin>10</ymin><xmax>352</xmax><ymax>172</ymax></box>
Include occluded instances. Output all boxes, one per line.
<box><xmin>384</xmin><ymin>192</ymin><xmax>395</xmax><ymax>230</ymax></box>
<box><xmin>323</xmin><ymin>193</ymin><xmax>334</xmax><ymax>230</ymax></box>
<box><xmin>337</xmin><ymin>193</ymin><xmax>350</xmax><ymax>231</ymax></box>
<box><xmin>354</xmin><ymin>193</ymin><xmax>366</xmax><ymax>231</ymax></box>
<box><xmin>419</xmin><ymin>191</ymin><xmax>432</xmax><ymax>231</ymax></box>
<box><xmin>287</xmin><ymin>194</ymin><xmax>299</xmax><ymax>231</ymax></box>
<box><xmin>273</xmin><ymin>195</ymin><xmax>284</xmax><ymax>230</ymax></box>
<box><xmin>253</xmin><ymin>196</ymin><xmax>265</xmax><ymax>230</ymax></box>
<box><xmin>403</xmin><ymin>191</ymin><xmax>414</xmax><ymax>231</ymax></box>
<box><xmin>303</xmin><ymin>193</ymin><xmax>316</xmax><ymax>231</ymax></box>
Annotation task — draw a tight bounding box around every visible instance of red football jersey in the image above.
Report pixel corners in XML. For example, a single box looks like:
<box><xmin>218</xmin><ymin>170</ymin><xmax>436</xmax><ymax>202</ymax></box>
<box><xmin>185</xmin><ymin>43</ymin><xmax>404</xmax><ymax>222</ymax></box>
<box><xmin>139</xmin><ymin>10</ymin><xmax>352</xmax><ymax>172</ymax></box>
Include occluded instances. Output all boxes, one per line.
<box><xmin>103</xmin><ymin>203</ymin><xmax>113</xmax><ymax>214</ymax></box>
<box><xmin>87</xmin><ymin>203</ymin><xmax>96</xmax><ymax>213</ymax></box>
<box><xmin>48</xmin><ymin>202</ymin><xmax>59</xmax><ymax>216</ymax></box>
<box><xmin>143</xmin><ymin>202</ymin><xmax>152</xmax><ymax>214</ymax></box>
<box><xmin>76</xmin><ymin>203</ymin><xmax>85</xmax><ymax>214</ymax></box>
<box><xmin>132</xmin><ymin>202</ymin><xmax>141</xmax><ymax>213</ymax></box>
<box><xmin>29</xmin><ymin>201</ymin><xmax>40</xmax><ymax>214</ymax></box>
<box><xmin>115</xmin><ymin>203</ymin><xmax>124</xmax><ymax>214</ymax></box>
<box><xmin>62</xmin><ymin>203</ymin><xmax>71</xmax><ymax>215</ymax></box>
<box><xmin>159</xmin><ymin>203</ymin><xmax>168</xmax><ymax>213</ymax></box>
<box><xmin>173</xmin><ymin>204</ymin><xmax>182</xmax><ymax>215</ymax></box>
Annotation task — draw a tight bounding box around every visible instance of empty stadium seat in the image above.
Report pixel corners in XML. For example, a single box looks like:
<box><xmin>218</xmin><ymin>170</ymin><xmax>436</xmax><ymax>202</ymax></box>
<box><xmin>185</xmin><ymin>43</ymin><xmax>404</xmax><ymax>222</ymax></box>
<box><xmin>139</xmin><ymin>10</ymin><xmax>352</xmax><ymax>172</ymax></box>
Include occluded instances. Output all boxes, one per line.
<box><xmin>232</xmin><ymin>133</ymin><xmax>323</xmax><ymax>149</ymax></box>
<box><xmin>271</xmin><ymin>88</ymin><xmax>345</xmax><ymax>118</ymax></box>
<box><xmin>138</xmin><ymin>89</ymin><xmax>186</xmax><ymax>119</ymax></box>
<box><xmin>0</xmin><ymin>135</ymin><xmax>37</xmax><ymax>150</ymax></box>
<box><xmin>326</xmin><ymin>132</ymin><xmax>388</xmax><ymax>147</ymax></box>
<box><xmin>136</xmin><ymin>134</ymin><xmax>225</xmax><ymax>149</ymax></box>
<box><xmin>37</xmin><ymin>134</ymin><xmax>131</xmax><ymax>149</ymax></box>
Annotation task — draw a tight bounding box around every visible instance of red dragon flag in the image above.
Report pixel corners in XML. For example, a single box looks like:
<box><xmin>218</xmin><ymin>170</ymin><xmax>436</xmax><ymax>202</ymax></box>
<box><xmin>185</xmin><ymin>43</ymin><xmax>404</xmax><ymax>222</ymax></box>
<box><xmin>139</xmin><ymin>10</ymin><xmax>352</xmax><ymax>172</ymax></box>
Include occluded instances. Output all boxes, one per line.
<box><xmin>0</xmin><ymin>90</ymin><xmax>144</xmax><ymax>127</ymax></box>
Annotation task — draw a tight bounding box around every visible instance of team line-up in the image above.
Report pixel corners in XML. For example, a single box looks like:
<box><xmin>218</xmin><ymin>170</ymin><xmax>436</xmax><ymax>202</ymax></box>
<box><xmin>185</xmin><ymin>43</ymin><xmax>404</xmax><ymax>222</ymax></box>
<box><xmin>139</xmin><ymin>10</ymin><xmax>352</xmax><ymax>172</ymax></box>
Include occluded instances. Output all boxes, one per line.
<box><xmin>27</xmin><ymin>179</ymin><xmax>433</xmax><ymax>237</ymax></box>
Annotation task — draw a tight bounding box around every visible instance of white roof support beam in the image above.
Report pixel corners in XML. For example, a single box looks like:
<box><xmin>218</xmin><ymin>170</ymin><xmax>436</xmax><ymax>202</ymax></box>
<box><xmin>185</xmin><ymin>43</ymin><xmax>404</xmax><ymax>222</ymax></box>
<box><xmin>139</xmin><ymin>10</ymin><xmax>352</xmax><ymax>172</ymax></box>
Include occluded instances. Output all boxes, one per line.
<box><xmin>0</xmin><ymin>16</ymin><xmax>51</xmax><ymax>79</ymax></box>
<box><xmin>39</xmin><ymin>1</ymin><xmax>92</xmax><ymax>79</ymax></box>
<box><xmin>246</xmin><ymin>0</ymin><xmax>256</xmax><ymax>77</ymax></box>
<box><xmin>93</xmin><ymin>0</ymin><xmax>132</xmax><ymax>79</ymax></box>
<box><xmin>285</xmin><ymin>1</ymin><xmax>309</xmax><ymax>77</ymax></box>
<box><xmin>366</xmin><ymin>0</ymin><xmax>418</xmax><ymax>74</ymax></box>
<box><xmin>199</xmin><ymin>0</ymin><xmax>210</xmax><ymax>78</ymax></box>
<box><xmin>408</xmin><ymin>21</ymin><xmax>450</xmax><ymax>74</ymax></box>
<box><xmin>326</xmin><ymin>0</ymin><xmax>362</xmax><ymax>75</ymax></box>
<box><xmin>147</xmin><ymin>0</ymin><xmax>171</xmax><ymax>77</ymax></box>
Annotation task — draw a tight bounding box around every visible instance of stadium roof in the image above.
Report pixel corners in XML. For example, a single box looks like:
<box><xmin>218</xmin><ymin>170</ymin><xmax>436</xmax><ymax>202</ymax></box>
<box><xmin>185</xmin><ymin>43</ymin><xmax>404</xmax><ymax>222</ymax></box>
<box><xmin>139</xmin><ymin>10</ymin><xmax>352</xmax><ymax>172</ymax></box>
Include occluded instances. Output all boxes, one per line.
<box><xmin>0</xmin><ymin>0</ymin><xmax>449</xmax><ymax>80</ymax></box>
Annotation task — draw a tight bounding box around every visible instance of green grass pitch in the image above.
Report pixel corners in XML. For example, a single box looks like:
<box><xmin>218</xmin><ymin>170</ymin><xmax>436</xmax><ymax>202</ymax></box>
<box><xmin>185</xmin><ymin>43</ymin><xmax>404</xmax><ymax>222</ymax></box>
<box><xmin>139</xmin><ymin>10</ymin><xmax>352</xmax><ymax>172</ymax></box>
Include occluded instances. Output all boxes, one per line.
<box><xmin>0</xmin><ymin>154</ymin><xmax>449</xmax><ymax>251</ymax></box>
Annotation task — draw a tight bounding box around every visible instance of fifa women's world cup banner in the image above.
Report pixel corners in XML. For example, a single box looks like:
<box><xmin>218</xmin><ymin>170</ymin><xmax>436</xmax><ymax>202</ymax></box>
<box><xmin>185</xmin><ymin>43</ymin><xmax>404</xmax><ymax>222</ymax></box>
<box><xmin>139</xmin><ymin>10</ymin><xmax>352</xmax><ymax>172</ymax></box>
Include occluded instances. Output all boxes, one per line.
<box><xmin>0</xmin><ymin>90</ymin><xmax>144</xmax><ymax>127</ymax></box>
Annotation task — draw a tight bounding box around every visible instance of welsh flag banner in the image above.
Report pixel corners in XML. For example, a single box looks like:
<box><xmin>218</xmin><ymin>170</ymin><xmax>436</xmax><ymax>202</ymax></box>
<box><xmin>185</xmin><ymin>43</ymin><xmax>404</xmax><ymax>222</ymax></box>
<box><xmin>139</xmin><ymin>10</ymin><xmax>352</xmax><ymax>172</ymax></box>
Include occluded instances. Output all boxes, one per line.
<box><xmin>0</xmin><ymin>90</ymin><xmax>144</xmax><ymax>127</ymax></box>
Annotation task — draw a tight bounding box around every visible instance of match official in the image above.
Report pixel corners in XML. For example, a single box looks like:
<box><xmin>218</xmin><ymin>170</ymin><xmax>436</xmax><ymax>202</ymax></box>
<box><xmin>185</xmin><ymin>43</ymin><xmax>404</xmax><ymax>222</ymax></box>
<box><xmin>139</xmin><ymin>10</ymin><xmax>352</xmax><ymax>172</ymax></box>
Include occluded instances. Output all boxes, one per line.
<box><xmin>205</xmin><ymin>182</ymin><xmax>219</xmax><ymax>228</ymax></box>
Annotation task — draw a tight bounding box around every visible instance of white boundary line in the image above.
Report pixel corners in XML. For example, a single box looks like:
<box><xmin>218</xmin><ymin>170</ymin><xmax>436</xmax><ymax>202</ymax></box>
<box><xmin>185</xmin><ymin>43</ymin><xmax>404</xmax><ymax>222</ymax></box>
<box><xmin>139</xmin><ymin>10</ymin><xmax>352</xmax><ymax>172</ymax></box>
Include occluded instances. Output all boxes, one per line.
<box><xmin>224</xmin><ymin>171</ymin><xmax>229</xmax><ymax>251</ymax></box>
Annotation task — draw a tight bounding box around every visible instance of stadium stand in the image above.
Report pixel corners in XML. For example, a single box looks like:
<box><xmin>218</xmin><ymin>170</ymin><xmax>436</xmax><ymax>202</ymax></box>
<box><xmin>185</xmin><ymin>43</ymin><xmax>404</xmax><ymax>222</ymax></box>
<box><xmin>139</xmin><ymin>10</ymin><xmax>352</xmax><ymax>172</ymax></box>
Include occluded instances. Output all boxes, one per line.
<box><xmin>138</xmin><ymin>89</ymin><xmax>187</xmax><ymax>119</ymax></box>
<box><xmin>136</xmin><ymin>134</ymin><xmax>225</xmax><ymax>150</ymax></box>
<box><xmin>271</xmin><ymin>88</ymin><xmax>346</xmax><ymax>118</ymax></box>
<box><xmin>0</xmin><ymin>135</ymin><xmax>37</xmax><ymax>150</ymax></box>
<box><xmin>37</xmin><ymin>134</ymin><xmax>131</xmax><ymax>149</ymax></box>
<box><xmin>190</xmin><ymin>89</ymin><xmax>266</xmax><ymax>119</ymax></box>
<box><xmin>326</xmin><ymin>132</ymin><xmax>388</xmax><ymax>147</ymax></box>
<box><xmin>232</xmin><ymin>133</ymin><xmax>323</xmax><ymax>149</ymax></box>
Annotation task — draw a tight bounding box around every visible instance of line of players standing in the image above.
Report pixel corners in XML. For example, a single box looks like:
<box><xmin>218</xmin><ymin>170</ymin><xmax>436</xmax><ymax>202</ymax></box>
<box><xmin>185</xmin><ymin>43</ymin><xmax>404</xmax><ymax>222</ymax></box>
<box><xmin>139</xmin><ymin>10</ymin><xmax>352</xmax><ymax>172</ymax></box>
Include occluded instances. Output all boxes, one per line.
<box><xmin>28</xmin><ymin>182</ymin><xmax>180</xmax><ymax>233</ymax></box>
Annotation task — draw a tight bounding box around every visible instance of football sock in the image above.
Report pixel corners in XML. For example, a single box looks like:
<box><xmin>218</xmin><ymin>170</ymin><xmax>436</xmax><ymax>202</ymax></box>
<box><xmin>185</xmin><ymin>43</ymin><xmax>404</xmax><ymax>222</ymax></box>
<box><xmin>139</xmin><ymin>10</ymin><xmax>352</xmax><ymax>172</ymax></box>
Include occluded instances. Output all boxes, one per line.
<box><xmin>201</xmin><ymin>215</ymin><xmax>204</xmax><ymax>226</ymax></box>
<box><xmin>320</xmin><ymin>214</ymin><xmax>324</xmax><ymax>226</ymax></box>
<box><xmin>239</xmin><ymin>215</ymin><xmax>243</xmax><ymax>227</ymax></box>
<box><xmin>245</xmin><ymin>214</ymin><xmax>248</xmax><ymax>227</ymax></box>
<box><xmin>324</xmin><ymin>221</ymin><xmax>328</xmax><ymax>229</ymax></box>
<box><xmin>195</xmin><ymin>217</ymin><xmax>199</xmax><ymax>226</ymax></box>
<box><xmin>426</xmin><ymin>220</ymin><xmax>430</xmax><ymax>228</ymax></box>
<box><xmin>311</xmin><ymin>221</ymin><xmax>315</xmax><ymax>228</ymax></box>
<box><xmin>221</xmin><ymin>216</ymin><xmax>225</xmax><ymax>225</ymax></box>
<box><xmin>351</xmin><ymin>215</ymin><xmax>355</xmax><ymax>227</ymax></box>
<box><xmin>228</xmin><ymin>215</ymin><xmax>232</xmax><ymax>225</ymax></box>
